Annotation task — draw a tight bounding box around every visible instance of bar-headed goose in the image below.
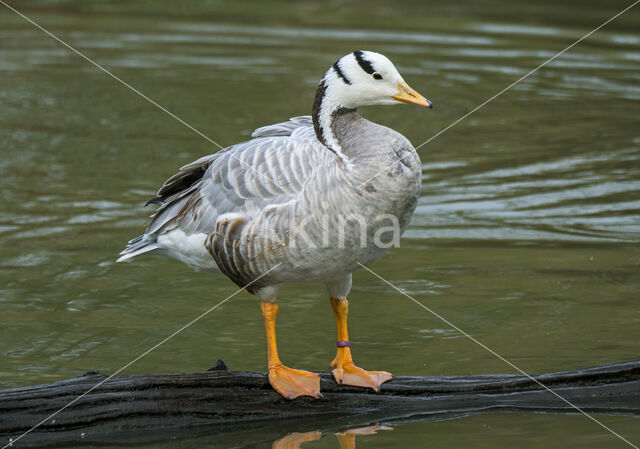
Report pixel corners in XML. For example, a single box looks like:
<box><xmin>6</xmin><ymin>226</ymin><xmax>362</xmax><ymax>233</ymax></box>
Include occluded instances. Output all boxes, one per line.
<box><xmin>118</xmin><ymin>51</ymin><xmax>431</xmax><ymax>399</ymax></box>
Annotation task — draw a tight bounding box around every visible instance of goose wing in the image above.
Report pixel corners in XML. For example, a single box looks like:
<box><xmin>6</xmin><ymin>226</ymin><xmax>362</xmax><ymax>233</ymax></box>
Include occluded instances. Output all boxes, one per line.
<box><xmin>118</xmin><ymin>116</ymin><xmax>331</xmax><ymax>263</ymax></box>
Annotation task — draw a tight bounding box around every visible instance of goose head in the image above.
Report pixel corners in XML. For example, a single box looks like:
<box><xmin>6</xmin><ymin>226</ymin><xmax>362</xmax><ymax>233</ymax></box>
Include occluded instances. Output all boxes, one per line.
<box><xmin>312</xmin><ymin>51</ymin><xmax>431</xmax><ymax>160</ymax></box>
<box><xmin>319</xmin><ymin>50</ymin><xmax>432</xmax><ymax>109</ymax></box>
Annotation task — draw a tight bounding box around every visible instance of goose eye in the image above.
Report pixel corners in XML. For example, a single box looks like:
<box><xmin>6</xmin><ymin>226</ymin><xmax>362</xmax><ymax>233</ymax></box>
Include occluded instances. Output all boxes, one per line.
<box><xmin>372</xmin><ymin>72</ymin><xmax>383</xmax><ymax>80</ymax></box>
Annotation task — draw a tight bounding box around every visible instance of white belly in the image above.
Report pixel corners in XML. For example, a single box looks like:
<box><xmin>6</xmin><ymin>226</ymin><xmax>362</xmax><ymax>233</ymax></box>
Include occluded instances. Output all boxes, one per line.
<box><xmin>157</xmin><ymin>229</ymin><xmax>218</xmax><ymax>272</ymax></box>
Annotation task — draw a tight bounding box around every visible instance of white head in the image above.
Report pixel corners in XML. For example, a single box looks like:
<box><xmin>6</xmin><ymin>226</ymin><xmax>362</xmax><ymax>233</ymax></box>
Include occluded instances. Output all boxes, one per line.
<box><xmin>312</xmin><ymin>51</ymin><xmax>431</xmax><ymax>163</ymax></box>
<box><xmin>320</xmin><ymin>50</ymin><xmax>431</xmax><ymax>109</ymax></box>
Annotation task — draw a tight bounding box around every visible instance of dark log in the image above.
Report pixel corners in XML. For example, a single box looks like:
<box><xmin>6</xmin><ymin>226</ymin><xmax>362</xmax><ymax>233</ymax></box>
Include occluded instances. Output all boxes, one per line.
<box><xmin>1</xmin><ymin>359</ymin><xmax>639</xmax><ymax>447</ymax></box>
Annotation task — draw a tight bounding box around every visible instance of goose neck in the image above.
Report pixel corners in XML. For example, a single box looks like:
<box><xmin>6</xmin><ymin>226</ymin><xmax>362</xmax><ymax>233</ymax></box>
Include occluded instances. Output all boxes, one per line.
<box><xmin>311</xmin><ymin>79</ymin><xmax>355</xmax><ymax>163</ymax></box>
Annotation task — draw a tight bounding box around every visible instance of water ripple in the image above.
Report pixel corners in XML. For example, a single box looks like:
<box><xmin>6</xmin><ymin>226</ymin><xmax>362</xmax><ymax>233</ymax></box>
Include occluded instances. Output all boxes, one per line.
<box><xmin>413</xmin><ymin>150</ymin><xmax>640</xmax><ymax>242</ymax></box>
<box><xmin>169</xmin><ymin>23</ymin><xmax>496</xmax><ymax>46</ymax></box>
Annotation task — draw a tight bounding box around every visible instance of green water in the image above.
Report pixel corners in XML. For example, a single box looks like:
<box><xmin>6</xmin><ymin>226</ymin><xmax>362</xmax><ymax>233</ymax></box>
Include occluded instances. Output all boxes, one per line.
<box><xmin>1</xmin><ymin>0</ymin><xmax>639</xmax><ymax>447</ymax></box>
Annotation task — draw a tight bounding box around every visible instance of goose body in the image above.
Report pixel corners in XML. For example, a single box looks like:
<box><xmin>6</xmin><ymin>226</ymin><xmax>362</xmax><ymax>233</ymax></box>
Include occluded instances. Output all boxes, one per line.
<box><xmin>119</xmin><ymin>51</ymin><xmax>431</xmax><ymax>398</ymax></box>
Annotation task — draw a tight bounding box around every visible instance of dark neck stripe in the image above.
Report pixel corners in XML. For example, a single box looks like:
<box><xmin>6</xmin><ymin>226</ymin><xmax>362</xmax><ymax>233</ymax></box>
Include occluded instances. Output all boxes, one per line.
<box><xmin>353</xmin><ymin>50</ymin><xmax>374</xmax><ymax>74</ymax></box>
<box><xmin>332</xmin><ymin>106</ymin><xmax>356</xmax><ymax>117</ymax></box>
<box><xmin>311</xmin><ymin>79</ymin><xmax>356</xmax><ymax>158</ymax></box>
<box><xmin>312</xmin><ymin>79</ymin><xmax>328</xmax><ymax>146</ymax></box>
<box><xmin>332</xmin><ymin>60</ymin><xmax>351</xmax><ymax>85</ymax></box>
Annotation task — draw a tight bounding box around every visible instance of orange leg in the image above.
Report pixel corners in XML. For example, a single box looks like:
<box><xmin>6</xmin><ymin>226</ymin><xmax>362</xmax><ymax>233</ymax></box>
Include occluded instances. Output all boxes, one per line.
<box><xmin>262</xmin><ymin>301</ymin><xmax>321</xmax><ymax>399</ymax></box>
<box><xmin>330</xmin><ymin>297</ymin><xmax>392</xmax><ymax>391</ymax></box>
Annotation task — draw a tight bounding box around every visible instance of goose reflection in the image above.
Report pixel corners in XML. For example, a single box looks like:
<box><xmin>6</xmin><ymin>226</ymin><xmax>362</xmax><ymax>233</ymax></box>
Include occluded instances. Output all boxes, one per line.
<box><xmin>272</xmin><ymin>424</ymin><xmax>393</xmax><ymax>449</ymax></box>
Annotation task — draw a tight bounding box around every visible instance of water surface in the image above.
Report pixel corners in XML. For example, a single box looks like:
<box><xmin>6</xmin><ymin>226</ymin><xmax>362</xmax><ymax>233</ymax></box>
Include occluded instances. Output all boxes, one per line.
<box><xmin>1</xmin><ymin>0</ymin><xmax>639</xmax><ymax>447</ymax></box>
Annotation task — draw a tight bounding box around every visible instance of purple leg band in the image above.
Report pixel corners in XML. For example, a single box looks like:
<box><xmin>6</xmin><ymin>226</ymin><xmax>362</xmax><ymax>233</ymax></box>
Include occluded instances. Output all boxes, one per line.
<box><xmin>336</xmin><ymin>340</ymin><xmax>351</xmax><ymax>348</ymax></box>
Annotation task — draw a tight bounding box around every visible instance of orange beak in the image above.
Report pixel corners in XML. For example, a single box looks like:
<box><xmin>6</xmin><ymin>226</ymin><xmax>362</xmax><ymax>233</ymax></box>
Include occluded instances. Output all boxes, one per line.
<box><xmin>392</xmin><ymin>81</ymin><xmax>432</xmax><ymax>108</ymax></box>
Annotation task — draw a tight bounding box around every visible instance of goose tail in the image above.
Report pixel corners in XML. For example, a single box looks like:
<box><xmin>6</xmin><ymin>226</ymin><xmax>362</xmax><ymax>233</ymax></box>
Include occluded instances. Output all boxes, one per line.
<box><xmin>116</xmin><ymin>234</ymin><xmax>159</xmax><ymax>262</ymax></box>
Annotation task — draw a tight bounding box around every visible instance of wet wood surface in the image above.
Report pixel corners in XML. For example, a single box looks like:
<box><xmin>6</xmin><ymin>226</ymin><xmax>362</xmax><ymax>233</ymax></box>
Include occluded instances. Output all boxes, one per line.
<box><xmin>1</xmin><ymin>359</ymin><xmax>639</xmax><ymax>447</ymax></box>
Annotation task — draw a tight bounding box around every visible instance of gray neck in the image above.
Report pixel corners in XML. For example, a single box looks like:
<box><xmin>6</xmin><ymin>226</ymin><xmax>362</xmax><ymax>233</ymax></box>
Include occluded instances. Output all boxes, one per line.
<box><xmin>312</xmin><ymin>79</ymin><xmax>357</xmax><ymax>163</ymax></box>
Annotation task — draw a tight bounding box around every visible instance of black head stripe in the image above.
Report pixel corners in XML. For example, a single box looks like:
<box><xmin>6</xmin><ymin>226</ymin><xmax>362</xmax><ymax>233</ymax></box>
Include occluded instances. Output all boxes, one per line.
<box><xmin>332</xmin><ymin>60</ymin><xmax>351</xmax><ymax>85</ymax></box>
<box><xmin>353</xmin><ymin>50</ymin><xmax>375</xmax><ymax>74</ymax></box>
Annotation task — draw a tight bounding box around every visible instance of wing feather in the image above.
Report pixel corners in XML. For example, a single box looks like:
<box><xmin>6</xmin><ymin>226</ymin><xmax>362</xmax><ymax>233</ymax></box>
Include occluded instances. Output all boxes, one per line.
<box><xmin>251</xmin><ymin>115</ymin><xmax>312</xmax><ymax>138</ymax></box>
<box><xmin>118</xmin><ymin>116</ymin><xmax>336</xmax><ymax>278</ymax></box>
